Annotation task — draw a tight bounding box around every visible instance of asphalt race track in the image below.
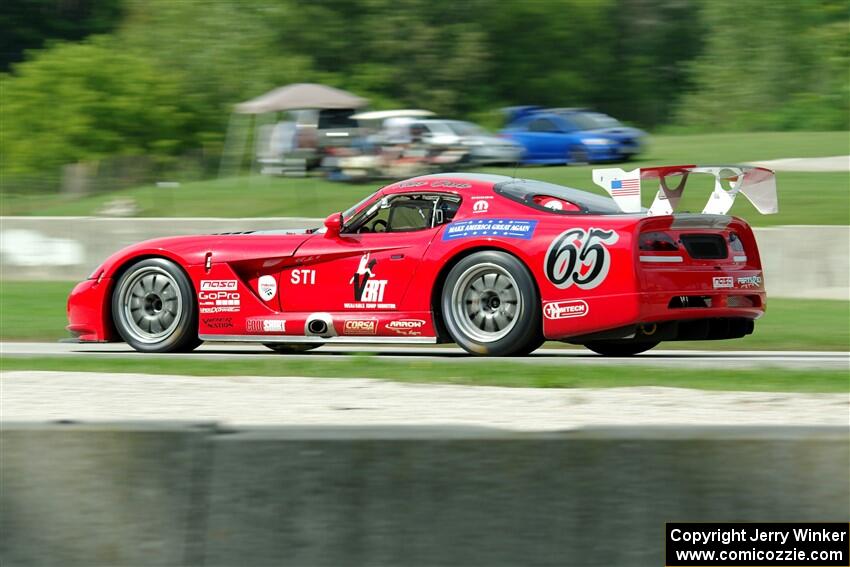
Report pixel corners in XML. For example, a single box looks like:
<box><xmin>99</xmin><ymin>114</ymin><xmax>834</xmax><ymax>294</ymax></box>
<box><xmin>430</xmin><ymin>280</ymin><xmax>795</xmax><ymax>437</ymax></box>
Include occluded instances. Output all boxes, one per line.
<box><xmin>1</xmin><ymin>341</ymin><xmax>848</xmax><ymax>369</ymax></box>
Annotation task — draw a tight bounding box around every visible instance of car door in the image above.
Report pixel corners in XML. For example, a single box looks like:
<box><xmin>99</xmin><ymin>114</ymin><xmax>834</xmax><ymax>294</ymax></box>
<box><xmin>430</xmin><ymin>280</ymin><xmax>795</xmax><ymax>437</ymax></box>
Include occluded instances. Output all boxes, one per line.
<box><xmin>282</xmin><ymin>193</ymin><xmax>450</xmax><ymax>313</ymax></box>
<box><xmin>521</xmin><ymin>117</ymin><xmax>565</xmax><ymax>160</ymax></box>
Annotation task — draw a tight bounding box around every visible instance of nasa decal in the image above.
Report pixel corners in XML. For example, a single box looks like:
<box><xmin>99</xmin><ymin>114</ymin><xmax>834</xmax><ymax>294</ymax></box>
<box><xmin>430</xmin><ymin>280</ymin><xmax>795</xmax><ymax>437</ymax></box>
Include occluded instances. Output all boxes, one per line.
<box><xmin>544</xmin><ymin>228</ymin><xmax>619</xmax><ymax>290</ymax></box>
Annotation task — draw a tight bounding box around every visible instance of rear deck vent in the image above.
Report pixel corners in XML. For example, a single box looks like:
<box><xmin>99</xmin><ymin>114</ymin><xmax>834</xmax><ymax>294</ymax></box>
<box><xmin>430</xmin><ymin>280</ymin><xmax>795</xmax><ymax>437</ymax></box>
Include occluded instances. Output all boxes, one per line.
<box><xmin>668</xmin><ymin>296</ymin><xmax>712</xmax><ymax>309</ymax></box>
<box><xmin>681</xmin><ymin>234</ymin><xmax>728</xmax><ymax>259</ymax></box>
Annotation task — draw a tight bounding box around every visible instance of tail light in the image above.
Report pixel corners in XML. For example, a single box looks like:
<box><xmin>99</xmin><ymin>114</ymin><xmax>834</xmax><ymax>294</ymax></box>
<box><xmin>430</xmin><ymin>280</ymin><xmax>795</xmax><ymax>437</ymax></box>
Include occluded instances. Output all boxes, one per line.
<box><xmin>639</xmin><ymin>232</ymin><xmax>679</xmax><ymax>252</ymax></box>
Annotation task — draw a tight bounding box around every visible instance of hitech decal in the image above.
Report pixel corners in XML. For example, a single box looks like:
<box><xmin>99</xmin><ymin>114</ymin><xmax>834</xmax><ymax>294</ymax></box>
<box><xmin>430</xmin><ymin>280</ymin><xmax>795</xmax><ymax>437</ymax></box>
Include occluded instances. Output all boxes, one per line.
<box><xmin>385</xmin><ymin>319</ymin><xmax>426</xmax><ymax>336</ymax></box>
<box><xmin>543</xmin><ymin>300</ymin><xmax>589</xmax><ymax>320</ymax></box>
<box><xmin>544</xmin><ymin>228</ymin><xmax>619</xmax><ymax>290</ymax></box>
<box><xmin>712</xmin><ymin>277</ymin><xmax>734</xmax><ymax>289</ymax></box>
<box><xmin>345</xmin><ymin>253</ymin><xmax>393</xmax><ymax>309</ymax></box>
<box><xmin>257</xmin><ymin>275</ymin><xmax>277</xmax><ymax>301</ymax></box>
<box><xmin>442</xmin><ymin>219</ymin><xmax>537</xmax><ymax>241</ymax></box>
<box><xmin>343</xmin><ymin>319</ymin><xmax>377</xmax><ymax>335</ymax></box>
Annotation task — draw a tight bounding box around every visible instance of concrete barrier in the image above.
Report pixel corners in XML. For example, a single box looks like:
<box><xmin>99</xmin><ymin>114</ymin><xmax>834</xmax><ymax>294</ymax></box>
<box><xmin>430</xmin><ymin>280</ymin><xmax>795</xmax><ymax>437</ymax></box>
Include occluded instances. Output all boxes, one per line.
<box><xmin>1</xmin><ymin>217</ymin><xmax>847</xmax><ymax>299</ymax></box>
<box><xmin>1</xmin><ymin>423</ymin><xmax>847</xmax><ymax>567</ymax></box>
<box><xmin>0</xmin><ymin>421</ymin><xmax>214</xmax><ymax>567</ymax></box>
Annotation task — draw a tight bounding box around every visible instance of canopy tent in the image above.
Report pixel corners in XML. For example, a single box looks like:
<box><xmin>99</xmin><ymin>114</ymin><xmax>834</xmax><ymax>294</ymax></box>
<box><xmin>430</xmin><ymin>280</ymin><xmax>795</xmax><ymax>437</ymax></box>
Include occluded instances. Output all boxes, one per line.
<box><xmin>220</xmin><ymin>83</ymin><xmax>368</xmax><ymax>176</ymax></box>
<box><xmin>235</xmin><ymin>83</ymin><xmax>368</xmax><ymax>114</ymax></box>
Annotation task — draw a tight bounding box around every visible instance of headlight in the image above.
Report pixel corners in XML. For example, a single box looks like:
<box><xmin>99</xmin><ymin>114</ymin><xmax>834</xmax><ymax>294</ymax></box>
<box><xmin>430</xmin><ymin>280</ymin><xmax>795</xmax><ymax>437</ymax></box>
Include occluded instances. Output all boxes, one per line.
<box><xmin>582</xmin><ymin>138</ymin><xmax>612</xmax><ymax>146</ymax></box>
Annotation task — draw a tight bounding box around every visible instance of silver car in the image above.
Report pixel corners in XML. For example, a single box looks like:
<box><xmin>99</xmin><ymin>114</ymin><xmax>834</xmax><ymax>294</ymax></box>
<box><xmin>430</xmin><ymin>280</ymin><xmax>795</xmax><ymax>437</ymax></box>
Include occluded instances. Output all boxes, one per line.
<box><xmin>409</xmin><ymin>119</ymin><xmax>523</xmax><ymax>165</ymax></box>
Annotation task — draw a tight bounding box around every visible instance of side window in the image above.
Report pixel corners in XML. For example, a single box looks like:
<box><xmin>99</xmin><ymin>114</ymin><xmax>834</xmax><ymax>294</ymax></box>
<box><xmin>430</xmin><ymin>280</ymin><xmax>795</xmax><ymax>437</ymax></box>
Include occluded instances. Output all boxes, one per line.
<box><xmin>529</xmin><ymin>118</ymin><xmax>558</xmax><ymax>133</ymax></box>
<box><xmin>346</xmin><ymin>193</ymin><xmax>462</xmax><ymax>233</ymax></box>
<box><xmin>559</xmin><ymin>118</ymin><xmax>579</xmax><ymax>132</ymax></box>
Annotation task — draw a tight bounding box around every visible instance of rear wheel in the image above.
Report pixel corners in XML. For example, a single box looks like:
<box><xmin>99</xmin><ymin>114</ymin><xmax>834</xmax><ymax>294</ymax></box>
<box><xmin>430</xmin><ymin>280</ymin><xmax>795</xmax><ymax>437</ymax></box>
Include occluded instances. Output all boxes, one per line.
<box><xmin>112</xmin><ymin>258</ymin><xmax>201</xmax><ymax>353</ymax></box>
<box><xmin>441</xmin><ymin>251</ymin><xmax>543</xmax><ymax>356</ymax></box>
<box><xmin>263</xmin><ymin>343</ymin><xmax>322</xmax><ymax>354</ymax></box>
<box><xmin>583</xmin><ymin>340</ymin><xmax>659</xmax><ymax>357</ymax></box>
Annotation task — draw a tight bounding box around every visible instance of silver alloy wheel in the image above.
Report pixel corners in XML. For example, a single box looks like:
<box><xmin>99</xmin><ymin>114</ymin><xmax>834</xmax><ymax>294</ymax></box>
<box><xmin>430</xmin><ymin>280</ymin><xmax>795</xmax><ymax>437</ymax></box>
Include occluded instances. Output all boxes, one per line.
<box><xmin>118</xmin><ymin>266</ymin><xmax>183</xmax><ymax>344</ymax></box>
<box><xmin>450</xmin><ymin>262</ymin><xmax>522</xmax><ymax>343</ymax></box>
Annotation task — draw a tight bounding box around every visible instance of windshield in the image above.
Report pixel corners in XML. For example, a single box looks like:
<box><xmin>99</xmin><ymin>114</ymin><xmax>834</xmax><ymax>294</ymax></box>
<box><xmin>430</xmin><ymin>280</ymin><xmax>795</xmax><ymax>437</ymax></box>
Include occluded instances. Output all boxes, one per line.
<box><xmin>557</xmin><ymin>111</ymin><xmax>621</xmax><ymax>130</ymax></box>
<box><xmin>342</xmin><ymin>190</ymin><xmax>380</xmax><ymax>221</ymax></box>
<box><xmin>494</xmin><ymin>178</ymin><xmax>623</xmax><ymax>214</ymax></box>
<box><xmin>445</xmin><ymin>121</ymin><xmax>487</xmax><ymax>137</ymax></box>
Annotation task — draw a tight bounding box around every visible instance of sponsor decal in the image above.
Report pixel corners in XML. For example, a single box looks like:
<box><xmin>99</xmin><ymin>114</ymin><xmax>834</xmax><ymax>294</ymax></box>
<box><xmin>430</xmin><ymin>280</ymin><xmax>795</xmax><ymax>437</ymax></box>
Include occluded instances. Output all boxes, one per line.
<box><xmin>713</xmin><ymin>276</ymin><xmax>734</xmax><ymax>289</ymax></box>
<box><xmin>430</xmin><ymin>180</ymin><xmax>471</xmax><ymax>189</ymax></box>
<box><xmin>257</xmin><ymin>275</ymin><xmax>277</xmax><ymax>301</ymax></box>
<box><xmin>385</xmin><ymin>319</ymin><xmax>426</xmax><ymax>336</ymax></box>
<box><xmin>290</xmin><ymin>268</ymin><xmax>316</xmax><ymax>285</ymax></box>
<box><xmin>247</xmin><ymin>319</ymin><xmax>286</xmax><ymax>333</ymax></box>
<box><xmin>543</xmin><ymin>300</ymin><xmax>589</xmax><ymax>320</ymax></box>
<box><xmin>398</xmin><ymin>180</ymin><xmax>428</xmax><ymax>188</ymax></box>
<box><xmin>349</xmin><ymin>252</ymin><xmax>388</xmax><ymax>304</ymax></box>
<box><xmin>198</xmin><ymin>285</ymin><xmax>240</xmax><ymax>312</ymax></box>
<box><xmin>202</xmin><ymin>316</ymin><xmax>233</xmax><ymax>329</ymax></box>
<box><xmin>200</xmin><ymin>280</ymin><xmax>237</xmax><ymax>291</ymax></box>
<box><xmin>736</xmin><ymin>275</ymin><xmax>763</xmax><ymax>288</ymax></box>
<box><xmin>544</xmin><ymin>228</ymin><xmax>619</xmax><ymax>290</ymax></box>
<box><xmin>472</xmin><ymin>199</ymin><xmax>489</xmax><ymax>213</ymax></box>
<box><xmin>442</xmin><ymin>219</ymin><xmax>537</xmax><ymax>241</ymax></box>
<box><xmin>343</xmin><ymin>319</ymin><xmax>377</xmax><ymax>335</ymax></box>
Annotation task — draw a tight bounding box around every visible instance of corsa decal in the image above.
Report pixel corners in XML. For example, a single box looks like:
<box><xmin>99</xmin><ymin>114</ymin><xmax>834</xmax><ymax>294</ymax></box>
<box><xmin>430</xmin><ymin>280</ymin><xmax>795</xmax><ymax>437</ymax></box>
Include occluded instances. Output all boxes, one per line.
<box><xmin>343</xmin><ymin>319</ymin><xmax>377</xmax><ymax>335</ymax></box>
<box><xmin>544</xmin><ymin>228</ymin><xmax>619</xmax><ymax>290</ymax></box>
<box><xmin>442</xmin><ymin>219</ymin><xmax>537</xmax><ymax>241</ymax></box>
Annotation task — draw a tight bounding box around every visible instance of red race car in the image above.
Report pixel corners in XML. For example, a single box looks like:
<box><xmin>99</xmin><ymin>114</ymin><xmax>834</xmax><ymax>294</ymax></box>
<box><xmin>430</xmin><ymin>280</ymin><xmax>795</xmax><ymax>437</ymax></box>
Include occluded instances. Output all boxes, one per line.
<box><xmin>67</xmin><ymin>165</ymin><xmax>777</xmax><ymax>356</ymax></box>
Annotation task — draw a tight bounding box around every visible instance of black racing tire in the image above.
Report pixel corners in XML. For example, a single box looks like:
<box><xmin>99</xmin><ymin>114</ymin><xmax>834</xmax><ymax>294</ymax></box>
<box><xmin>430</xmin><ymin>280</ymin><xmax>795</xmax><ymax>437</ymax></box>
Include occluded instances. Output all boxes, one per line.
<box><xmin>583</xmin><ymin>340</ymin><xmax>660</xmax><ymax>357</ymax></box>
<box><xmin>111</xmin><ymin>258</ymin><xmax>202</xmax><ymax>353</ymax></box>
<box><xmin>441</xmin><ymin>251</ymin><xmax>543</xmax><ymax>356</ymax></box>
<box><xmin>263</xmin><ymin>343</ymin><xmax>322</xmax><ymax>354</ymax></box>
<box><xmin>568</xmin><ymin>145</ymin><xmax>589</xmax><ymax>165</ymax></box>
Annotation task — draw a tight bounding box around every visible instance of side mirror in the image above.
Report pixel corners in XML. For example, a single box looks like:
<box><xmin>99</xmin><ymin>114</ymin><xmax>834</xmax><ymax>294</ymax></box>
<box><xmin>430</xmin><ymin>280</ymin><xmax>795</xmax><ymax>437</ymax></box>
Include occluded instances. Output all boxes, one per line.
<box><xmin>324</xmin><ymin>212</ymin><xmax>343</xmax><ymax>237</ymax></box>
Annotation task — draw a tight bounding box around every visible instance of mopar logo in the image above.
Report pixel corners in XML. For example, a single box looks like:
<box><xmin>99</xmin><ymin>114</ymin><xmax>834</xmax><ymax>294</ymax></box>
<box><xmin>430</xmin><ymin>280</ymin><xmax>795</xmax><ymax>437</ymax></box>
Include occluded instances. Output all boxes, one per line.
<box><xmin>543</xmin><ymin>300</ymin><xmax>588</xmax><ymax>320</ymax></box>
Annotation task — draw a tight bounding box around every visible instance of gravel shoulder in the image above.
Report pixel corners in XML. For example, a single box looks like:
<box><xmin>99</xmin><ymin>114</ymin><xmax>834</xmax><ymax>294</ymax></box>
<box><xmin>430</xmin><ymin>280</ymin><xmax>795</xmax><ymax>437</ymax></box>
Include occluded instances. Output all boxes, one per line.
<box><xmin>3</xmin><ymin>371</ymin><xmax>847</xmax><ymax>430</ymax></box>
<box><xmin>746</xmin><ymin>155</ymin><xmax>849</xmax><ymax>172</ymax></box>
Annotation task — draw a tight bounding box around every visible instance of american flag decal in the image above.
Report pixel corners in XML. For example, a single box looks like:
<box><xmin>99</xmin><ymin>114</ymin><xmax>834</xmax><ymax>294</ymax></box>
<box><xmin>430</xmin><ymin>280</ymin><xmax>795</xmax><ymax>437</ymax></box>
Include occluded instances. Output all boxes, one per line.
<box><xmin>610</xmin><ymin>178</ymin><xmax>640</xmax><ymax>196</ymax></box>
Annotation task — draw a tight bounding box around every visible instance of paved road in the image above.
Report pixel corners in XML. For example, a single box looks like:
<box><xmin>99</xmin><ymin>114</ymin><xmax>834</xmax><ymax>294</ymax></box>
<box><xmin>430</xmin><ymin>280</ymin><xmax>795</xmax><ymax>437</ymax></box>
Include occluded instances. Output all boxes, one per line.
<box><xmin>1</xmin><ymin>342</ymin><xmax>848</xmax><ymax>370</ymax></box>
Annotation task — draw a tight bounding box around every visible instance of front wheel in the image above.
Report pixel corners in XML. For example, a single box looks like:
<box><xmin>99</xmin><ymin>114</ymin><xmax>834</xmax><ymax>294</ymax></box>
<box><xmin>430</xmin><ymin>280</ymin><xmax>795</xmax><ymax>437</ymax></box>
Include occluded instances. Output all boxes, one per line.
<box><xmin>583</xmin><ymin>340</ymin><xmax>659</xmax><ymax>357</ymax></box>
<box><xmin>112</xmin><ymin>258</ymin><xmax>201</xmax><ymax>353</ymax></box>
<box><xmin>441</xmin><ymin>251</ymin><xmax>543</xmax><ymax>356</ymax></box>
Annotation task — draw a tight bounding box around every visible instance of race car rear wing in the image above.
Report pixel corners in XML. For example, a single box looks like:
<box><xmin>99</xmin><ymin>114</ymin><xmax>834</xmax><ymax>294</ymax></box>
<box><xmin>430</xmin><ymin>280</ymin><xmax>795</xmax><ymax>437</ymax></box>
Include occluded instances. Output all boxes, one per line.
<box><xmin>591</xmin><ymin>165</ymin><xmax>778</xmax><ymax>216</ymax></box>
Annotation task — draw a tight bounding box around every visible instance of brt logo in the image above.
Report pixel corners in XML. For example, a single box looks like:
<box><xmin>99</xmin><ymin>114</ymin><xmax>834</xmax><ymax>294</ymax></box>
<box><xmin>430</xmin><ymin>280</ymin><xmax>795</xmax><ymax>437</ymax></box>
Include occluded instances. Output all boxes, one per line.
<box><xmin>360</xmin><ymin>280</ymin><xmax>387</xmax><ymax>302</ymax></box>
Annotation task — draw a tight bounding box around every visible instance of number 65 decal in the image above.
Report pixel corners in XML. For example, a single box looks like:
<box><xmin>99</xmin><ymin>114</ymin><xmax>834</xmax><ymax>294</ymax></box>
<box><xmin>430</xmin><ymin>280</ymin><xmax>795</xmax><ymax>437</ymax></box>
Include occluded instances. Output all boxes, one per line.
<box><xmin>544</xmin><ymin>228</ymin><xmax>619</xmax><ymax>290</ymax></box>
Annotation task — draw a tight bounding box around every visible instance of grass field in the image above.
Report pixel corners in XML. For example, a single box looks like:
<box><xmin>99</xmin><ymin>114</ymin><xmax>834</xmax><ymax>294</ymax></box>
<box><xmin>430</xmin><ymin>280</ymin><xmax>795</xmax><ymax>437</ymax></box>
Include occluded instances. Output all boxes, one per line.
<box><xmin>2</xmin><ymin>132</ymin><xmax>848</xmax><ymax>226</ymax></box>
<box><xmin>2</xmin><ymin>281</ymin><xmax>847</xmax><ymax>351</ymax></box>
<box><xmin>1</xmin><ymin>355</ymin><xmax>846</xmax><ymax>393</ymax></box>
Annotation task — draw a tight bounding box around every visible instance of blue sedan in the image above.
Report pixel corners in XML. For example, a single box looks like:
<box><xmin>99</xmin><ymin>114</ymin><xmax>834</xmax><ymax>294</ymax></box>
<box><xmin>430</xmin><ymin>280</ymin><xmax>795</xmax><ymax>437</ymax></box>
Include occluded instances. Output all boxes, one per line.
<box><xmin>500</xmin><ymin>107</ymin><xmax>646</xmax><ymax>165</ymax></box>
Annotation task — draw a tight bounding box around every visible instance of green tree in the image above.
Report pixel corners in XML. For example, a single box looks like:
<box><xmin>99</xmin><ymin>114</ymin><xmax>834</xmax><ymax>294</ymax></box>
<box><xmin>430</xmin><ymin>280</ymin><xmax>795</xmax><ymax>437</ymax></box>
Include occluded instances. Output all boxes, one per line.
<box><xmin>0</xmin><ymin>35</ymin><xmax>192</xmax><ymax>182</ymax></box>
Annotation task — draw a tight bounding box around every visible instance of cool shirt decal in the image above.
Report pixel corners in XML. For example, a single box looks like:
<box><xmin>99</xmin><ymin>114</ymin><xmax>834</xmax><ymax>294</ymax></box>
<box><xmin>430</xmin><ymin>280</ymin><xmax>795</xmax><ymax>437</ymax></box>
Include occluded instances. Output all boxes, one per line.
<box><xmin>544</xmin><ymin>228</ymin><xmax>619</xmax><ymax>290</ymax></box>
<box><xmin>442</xmin><ymin>219</ymin><xmax>537</xmax><ymax>241</ymax></box>
<box><xmin>737</xmin><ymin>275</ymin><xmax>762</xmax><ymax>288</ymax></box>
<box><xmin>246</xmin><ymin>319</ymin><xmax>286</xmax><ymax>333</ymax></box>
<box><xmin>257</xmin><ymin>275</ymin><xmax>277</xmax><ymax>301</ymax></box>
